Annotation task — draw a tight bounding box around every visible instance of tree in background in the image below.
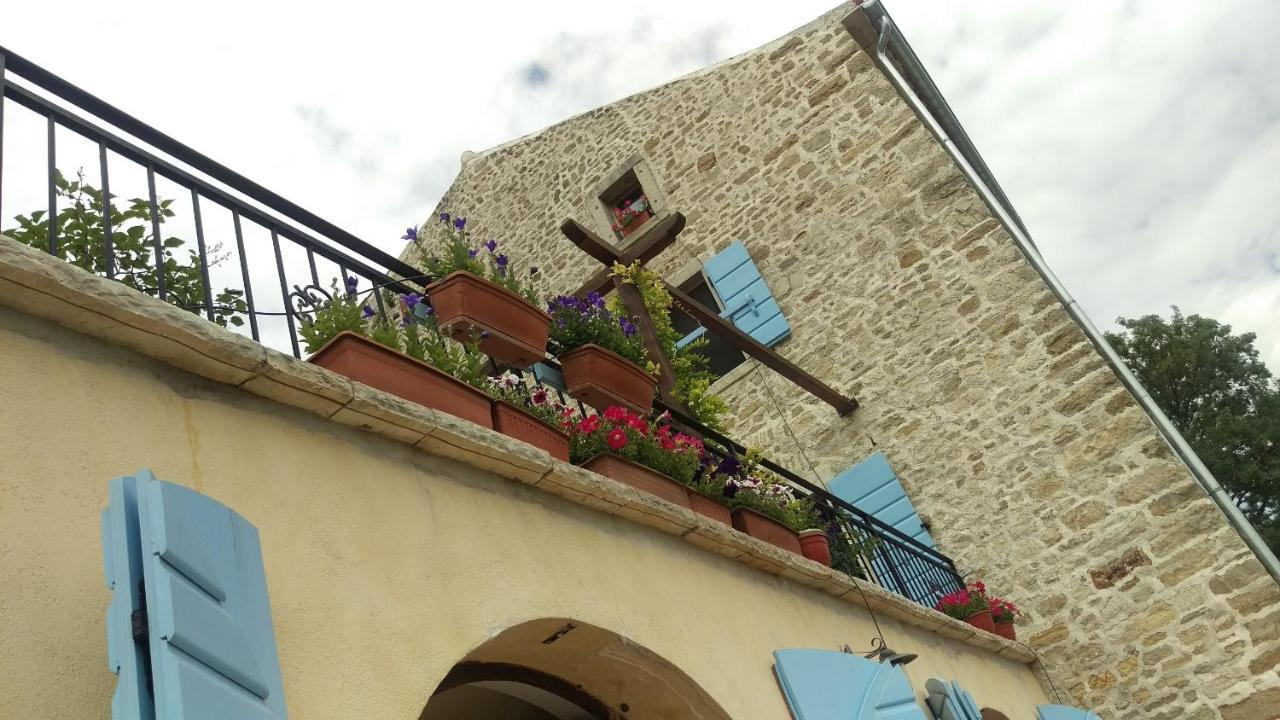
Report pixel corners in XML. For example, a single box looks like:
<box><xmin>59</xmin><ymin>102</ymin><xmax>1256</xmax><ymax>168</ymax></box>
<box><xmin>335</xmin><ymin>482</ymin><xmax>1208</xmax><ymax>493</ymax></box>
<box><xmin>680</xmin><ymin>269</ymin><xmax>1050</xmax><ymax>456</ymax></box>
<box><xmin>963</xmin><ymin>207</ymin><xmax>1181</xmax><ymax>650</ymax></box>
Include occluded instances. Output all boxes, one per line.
<box><xmin>1106</xmin><ymin>308</ymin><xmax>1280</xmax><ymax>553</ymax></box>
<box><xmin>3</xmin><ymin>169</ymin><xmax>246</xmax><ymax>327</ymax></box>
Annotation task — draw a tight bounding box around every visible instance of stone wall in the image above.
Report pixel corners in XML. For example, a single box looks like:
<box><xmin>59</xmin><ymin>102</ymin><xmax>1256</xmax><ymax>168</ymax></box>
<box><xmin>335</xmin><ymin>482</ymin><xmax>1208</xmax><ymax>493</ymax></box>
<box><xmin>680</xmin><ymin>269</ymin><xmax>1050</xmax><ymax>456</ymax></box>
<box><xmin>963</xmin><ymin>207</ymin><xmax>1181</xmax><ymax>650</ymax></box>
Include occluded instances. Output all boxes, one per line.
<box><xmin>415</xmin><ymin>7</ymin><xmax>1280</xmax><ymax>718</ymax></box>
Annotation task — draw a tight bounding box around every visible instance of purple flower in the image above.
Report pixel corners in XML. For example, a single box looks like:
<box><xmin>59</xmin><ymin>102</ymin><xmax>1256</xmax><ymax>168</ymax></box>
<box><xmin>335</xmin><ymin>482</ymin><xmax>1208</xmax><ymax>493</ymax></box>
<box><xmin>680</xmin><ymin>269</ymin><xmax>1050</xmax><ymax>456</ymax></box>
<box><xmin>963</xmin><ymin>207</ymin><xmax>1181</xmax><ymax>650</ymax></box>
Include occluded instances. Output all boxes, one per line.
<box><xmin>620</xmin><ymin>318</ymin><xmax>637</xmax><ymax>337</ymax></box>
<box><xmin>402</xmin><ymin>292</ymin><xmax>421</xmax><ymax>309</ymax></box>
<box><xmin>467</xmin><ymin>248</ymin><xmax>478</xmax><ymax>258</ymax></box>
<box><xmin>454</xmin><ymin>217</ymin><xmax>467</xmax><ymax>230</ymax></box>
<box><xmin>495</xmin><ymin>254</ymin><xmax>509</xmax><ymax>276</ymax></box>
<box><xmin>716</xmin><ymin>455</ymin><xmax>742</xmax><ymax>478</ymax></box>
<box><xmin>402</xmin><ymin>226</ymin><xmax>418</xmax><ymax>241</ymax></box>
<box><xmin>483</xmin><ymin>239</ymin><xmax>497</xmax><ymax>252</ymax></box>
<box><xmin>361</xmin><ymin>306</ymin><xmax>375</xmax><ymax>319</ymax></box>
<box><xmin>586</xmin><ymin>291</ymin><xmax>603</xmax><ymax>308</ymax></box>
<box><xmin>439</xmin><ymin>212</ymin><xmax>450</xmax><ymax>224</ymax></box>
<box><xmin>345</xmin><ymin>275</ymin><xmax>359</xmax><ymax>289</ymax></box>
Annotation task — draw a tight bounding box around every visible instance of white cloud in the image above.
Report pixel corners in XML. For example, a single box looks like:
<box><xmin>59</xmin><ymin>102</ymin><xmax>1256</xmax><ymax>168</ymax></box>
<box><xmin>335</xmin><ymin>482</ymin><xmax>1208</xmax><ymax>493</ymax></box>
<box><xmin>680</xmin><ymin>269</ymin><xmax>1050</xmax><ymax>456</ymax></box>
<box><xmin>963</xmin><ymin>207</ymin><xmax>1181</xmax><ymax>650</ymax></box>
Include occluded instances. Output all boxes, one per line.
<box><xmin>3</xmin><ymin>0</ymin><xmax>1277</xmax><ymax>369</ymax></box>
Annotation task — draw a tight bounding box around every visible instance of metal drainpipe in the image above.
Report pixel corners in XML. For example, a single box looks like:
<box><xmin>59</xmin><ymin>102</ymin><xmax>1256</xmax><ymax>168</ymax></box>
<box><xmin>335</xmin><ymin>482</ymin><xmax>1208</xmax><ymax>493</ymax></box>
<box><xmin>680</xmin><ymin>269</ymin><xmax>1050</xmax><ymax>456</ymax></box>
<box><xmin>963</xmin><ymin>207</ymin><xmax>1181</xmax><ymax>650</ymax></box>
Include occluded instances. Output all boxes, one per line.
<box><xmin>868</xmin><ymin>11</ymin><xmax>1280</xmax><ymax>583</ymax></box>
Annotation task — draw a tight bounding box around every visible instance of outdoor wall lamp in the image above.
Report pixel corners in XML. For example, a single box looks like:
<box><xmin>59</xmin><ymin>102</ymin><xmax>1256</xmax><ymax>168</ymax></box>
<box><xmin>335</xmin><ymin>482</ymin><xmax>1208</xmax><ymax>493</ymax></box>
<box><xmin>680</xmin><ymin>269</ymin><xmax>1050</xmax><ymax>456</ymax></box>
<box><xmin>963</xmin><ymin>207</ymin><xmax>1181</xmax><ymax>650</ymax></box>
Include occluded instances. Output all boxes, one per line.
<box><xmin>844</xmin><ymin>638</ymin><xmax>919</xmax><ymax>667</ymax></box>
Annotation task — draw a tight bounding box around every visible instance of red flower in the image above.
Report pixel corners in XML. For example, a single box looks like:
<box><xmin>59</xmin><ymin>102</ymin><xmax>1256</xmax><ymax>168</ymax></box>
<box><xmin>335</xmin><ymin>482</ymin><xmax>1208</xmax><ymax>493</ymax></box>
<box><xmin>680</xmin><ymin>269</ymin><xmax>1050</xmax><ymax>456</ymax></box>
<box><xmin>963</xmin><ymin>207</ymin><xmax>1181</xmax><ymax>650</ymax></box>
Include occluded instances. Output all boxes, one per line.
<box><xmin>603</xmin><ymin>406</ymin><xmax>627</xmax><ymax>422</ymax></box>
<box><xmin>578</xmin><ymin>415</ymin><xmax>601</xmax><ymax>434</ymax></box>
<box><xmin>606</xmin><ymin>427</ymin><xmax>628</xmax><ymax>450</ymax></box>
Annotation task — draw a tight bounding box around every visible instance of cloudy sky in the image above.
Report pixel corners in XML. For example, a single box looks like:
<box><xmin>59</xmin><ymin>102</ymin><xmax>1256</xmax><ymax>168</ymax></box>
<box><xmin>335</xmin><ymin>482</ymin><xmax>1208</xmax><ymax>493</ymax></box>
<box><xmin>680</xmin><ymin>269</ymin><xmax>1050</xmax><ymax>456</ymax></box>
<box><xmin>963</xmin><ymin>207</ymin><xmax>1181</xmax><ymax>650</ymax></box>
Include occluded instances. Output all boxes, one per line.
<box><xmin>3</xmin><ymin>0</ymin><xmax>1278</xmax><ymax>367</ymax></box>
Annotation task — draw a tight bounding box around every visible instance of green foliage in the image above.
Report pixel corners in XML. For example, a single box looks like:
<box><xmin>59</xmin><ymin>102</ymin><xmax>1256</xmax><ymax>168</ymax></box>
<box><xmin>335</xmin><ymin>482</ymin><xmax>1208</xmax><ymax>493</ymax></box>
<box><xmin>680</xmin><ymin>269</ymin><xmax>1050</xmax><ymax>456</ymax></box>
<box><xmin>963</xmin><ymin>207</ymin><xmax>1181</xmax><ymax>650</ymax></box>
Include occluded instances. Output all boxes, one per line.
<box><xmin>411</xmin><ymin>217</ymin><xmax>540</xmax><ymax>304</ymax></box>
<box><xmin>609</xmin><ymin>262</ymin><xmax>731</xmax><ymax>429</ymax></box>
<box><xmin>298</xmin><ymin>279</ymin><xmax>491</xmax><ymax>389</ymax></box>
<box><xmin>547</xmin><ymin>294</ymin><xmax>650</xmax><ymax>367</ymax></box>
<box><xmin>4</xmin><ymin>169</ymin><xmax>246</xmax><ymax>327</ymax></box>
<box><xmin>486</xmin><ymin>372</ymin><xmax>575</xmax><ymax>429</ymax></box>
<box><xmin>1106</xmin><ymin>307</ymin><xmax>1280</xmax><ymax>552</ymax></box>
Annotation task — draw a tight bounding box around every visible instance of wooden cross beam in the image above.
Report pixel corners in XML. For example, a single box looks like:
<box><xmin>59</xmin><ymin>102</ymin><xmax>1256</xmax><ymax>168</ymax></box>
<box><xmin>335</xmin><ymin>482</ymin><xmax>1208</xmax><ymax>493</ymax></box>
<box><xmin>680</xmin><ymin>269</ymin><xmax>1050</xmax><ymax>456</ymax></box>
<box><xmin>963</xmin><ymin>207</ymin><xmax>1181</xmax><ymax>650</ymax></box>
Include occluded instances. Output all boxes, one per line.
<box><xmin>560</xmin><ymin>215</ymin><xmax>859</xmax><ymax>417</ymax></box>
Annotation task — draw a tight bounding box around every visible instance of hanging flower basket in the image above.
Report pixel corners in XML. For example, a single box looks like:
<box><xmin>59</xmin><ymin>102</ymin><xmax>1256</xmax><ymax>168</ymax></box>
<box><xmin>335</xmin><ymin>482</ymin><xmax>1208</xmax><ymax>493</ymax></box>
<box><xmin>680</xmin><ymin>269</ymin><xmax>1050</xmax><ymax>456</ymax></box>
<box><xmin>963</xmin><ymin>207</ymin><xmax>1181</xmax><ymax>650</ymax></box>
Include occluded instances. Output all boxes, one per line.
<box><xmin>308</xmin><ymin>331</ymin><xmax>493</xmax><ymax>428</ymax></box>
<box><xmin>731</xmin><ymin>507</ymin><xmax>802</xmax><ymax>554</ymax></box>
<box><xmin>580</xmin><ymin>453</ymin><xmax>693</xmax><ymax>509</ymax></box>
<box><xmin>797</xmin><ymin>529</ymin><xmax>832</xmax><ymax>567</ymax></box>
<box><xmin>492</xmin><ymin>400</ymin><xmax>570</xmax><ymax>461</ymax></box>
<box><xmin>559</xmin><ymin>343</ymin><xmax>657</xmax><ymax>415</ymax></box>
<box><xmin>687</xmin><ymin>488</ymin><xmax>732</xmax><ymax>526</ymax></box>
<box><xmin>426</xmin><ymin>271</ymin><xmax>551</xmax><ymax>368</ymax></box>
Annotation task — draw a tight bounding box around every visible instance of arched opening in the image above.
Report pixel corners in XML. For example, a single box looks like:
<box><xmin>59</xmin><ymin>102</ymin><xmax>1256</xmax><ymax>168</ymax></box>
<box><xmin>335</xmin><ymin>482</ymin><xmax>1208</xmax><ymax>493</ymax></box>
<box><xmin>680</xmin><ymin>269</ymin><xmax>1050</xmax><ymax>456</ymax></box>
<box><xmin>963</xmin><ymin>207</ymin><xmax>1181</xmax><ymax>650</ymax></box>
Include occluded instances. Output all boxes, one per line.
<box><xmin>420</xmin><ymin>618</ymin><xmax>732</xmax><ymax>720</ymax></box>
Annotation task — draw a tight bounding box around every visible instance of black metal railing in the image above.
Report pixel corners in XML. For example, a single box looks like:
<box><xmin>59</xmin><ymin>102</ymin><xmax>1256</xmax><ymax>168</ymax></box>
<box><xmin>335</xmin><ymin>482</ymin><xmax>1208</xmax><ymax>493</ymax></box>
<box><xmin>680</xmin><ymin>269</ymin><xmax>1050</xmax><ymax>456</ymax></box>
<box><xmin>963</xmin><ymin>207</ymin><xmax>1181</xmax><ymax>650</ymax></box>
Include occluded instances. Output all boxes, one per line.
<box><xmin>0</xmin><ymin>45</ymin><xmax>963</xmax><ymax>610</ymax></box>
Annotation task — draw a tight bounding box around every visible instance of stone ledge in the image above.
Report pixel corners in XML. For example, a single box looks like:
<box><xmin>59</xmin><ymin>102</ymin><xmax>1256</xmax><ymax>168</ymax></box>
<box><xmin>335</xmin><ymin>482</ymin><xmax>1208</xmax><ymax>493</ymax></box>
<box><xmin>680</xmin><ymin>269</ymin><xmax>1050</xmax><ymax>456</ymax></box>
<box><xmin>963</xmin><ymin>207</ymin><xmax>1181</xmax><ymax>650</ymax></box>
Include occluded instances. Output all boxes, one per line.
<box><xmin>0</xmin><ymin>235</ymin><xmax>1036</xmax><ymax>664</ymax></box>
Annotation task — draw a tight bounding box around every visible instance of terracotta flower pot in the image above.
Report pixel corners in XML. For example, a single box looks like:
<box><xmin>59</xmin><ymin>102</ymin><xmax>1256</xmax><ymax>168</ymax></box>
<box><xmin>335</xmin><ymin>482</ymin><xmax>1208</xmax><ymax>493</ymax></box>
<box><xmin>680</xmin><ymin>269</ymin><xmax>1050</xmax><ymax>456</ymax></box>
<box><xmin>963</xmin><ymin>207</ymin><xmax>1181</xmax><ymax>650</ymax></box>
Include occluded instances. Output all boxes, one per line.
<box><xmin>687</xmin><ymin>489</ymin><xmax>732</xmax><ymax>525</ymax></box>
<box><xmin>731</xmin><ymin>507</ymin><xmax>802</xmax><ymax>554</ymax></box>
<box><xmin>994</xmin><ymin>621</ymin><xmax>1016</xmax><ymax>641</ymax></box>
<box><xmin>559</xmin><ymin>344</ymin><xmax>657</xmax><ymax>415</ymax></box>
<box><xmin>492</xmin><ymin>401</ymin><xmax>570</xmax><ymax>462</ymax></box>
<box><xmin>308</xmin><ymin>331</ymin><xmax>492</xmax><ymax>428</ymax></box>
<box><xmin>619</xmin><ymin>211</ymin><xmax>651</xmax><ymax>238</ymax></box>
<box><xmin>426</xmin><ymin>271</ymin><xmax>551</xmax><ymax>368</ymax></box>
<box><xmin>798</xmin><ymin>529</ymin><xmax>832</xmax><ymax>567</ymax></box>
<box><xmin>580</xmin><ymin>454</ymin><xmax>692</xmax><ymax>509</ymax></box>
<box><xmin>965</xmin><ymin>609</ymin><xmax>996</xmax><ymax>633</ymax></box>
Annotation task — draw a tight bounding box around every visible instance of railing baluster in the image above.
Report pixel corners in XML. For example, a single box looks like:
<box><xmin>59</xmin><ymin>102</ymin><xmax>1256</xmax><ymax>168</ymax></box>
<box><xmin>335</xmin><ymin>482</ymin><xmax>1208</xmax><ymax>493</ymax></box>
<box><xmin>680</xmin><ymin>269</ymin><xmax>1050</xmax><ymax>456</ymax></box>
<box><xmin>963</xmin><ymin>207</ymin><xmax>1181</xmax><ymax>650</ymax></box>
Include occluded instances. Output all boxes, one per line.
<box><xmin>97</xmin><ymin>143</ymin><xmax>114</xmax><ymax>278</ymax></box>
<box><xmin>231</xmin><ymin>210</ymin><xmax>259</xmax><ymax>341</ymax></box>
<box><xmin>190</xmin><ymin>190</ymin><xmax>215</xmax><ymax>322</ymax></box>
<box><xmin>306</xmin><ymin>248</ymin><xmax>320</xmax><ymax>287</ymax></box>
<box><xmin>271</xmin><ymin>230</ymin><xmax>300</xmax><ymax>358</ymax></box>
<box><xmin>46</xmin><ymin>116</ymin><xmax>56</xmax><ymax>255</ymax></box>
<box><xmin>145</xmin><ymin>165</ymin><xmax>166</xmax><ymax>300</ymax></box>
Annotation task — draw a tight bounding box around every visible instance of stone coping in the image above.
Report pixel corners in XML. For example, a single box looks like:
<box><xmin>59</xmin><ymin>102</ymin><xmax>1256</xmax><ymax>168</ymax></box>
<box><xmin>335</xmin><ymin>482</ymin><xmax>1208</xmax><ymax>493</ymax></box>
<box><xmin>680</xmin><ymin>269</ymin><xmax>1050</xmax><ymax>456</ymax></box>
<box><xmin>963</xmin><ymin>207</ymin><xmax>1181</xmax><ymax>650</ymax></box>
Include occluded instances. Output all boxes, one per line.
<box><xmin>0</xmin><ymin>235</ymin><xmax>1037</xmax><ymax>664</ymax></box>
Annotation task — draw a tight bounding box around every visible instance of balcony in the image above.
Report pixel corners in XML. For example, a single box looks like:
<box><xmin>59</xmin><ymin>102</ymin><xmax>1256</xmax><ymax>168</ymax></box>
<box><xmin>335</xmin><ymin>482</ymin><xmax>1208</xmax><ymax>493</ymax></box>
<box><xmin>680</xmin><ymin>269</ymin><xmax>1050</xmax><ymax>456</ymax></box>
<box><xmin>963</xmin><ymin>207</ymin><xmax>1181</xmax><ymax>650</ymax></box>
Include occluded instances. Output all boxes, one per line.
<box><xmin>0</xmin><ymin>44</ymin><xmax>965</xmax><ymax>611</ymax></box>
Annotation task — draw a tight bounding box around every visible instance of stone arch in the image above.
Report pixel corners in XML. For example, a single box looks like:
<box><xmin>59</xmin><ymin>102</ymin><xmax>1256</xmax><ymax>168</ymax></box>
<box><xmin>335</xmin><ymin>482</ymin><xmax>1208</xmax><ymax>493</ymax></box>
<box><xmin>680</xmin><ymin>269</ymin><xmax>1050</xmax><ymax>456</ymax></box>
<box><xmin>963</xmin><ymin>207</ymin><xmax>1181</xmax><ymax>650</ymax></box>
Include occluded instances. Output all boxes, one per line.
<box><xmin>420</xmin><ymin>617</ymin><xmax>733</xmax><ymax>720</ymax></box>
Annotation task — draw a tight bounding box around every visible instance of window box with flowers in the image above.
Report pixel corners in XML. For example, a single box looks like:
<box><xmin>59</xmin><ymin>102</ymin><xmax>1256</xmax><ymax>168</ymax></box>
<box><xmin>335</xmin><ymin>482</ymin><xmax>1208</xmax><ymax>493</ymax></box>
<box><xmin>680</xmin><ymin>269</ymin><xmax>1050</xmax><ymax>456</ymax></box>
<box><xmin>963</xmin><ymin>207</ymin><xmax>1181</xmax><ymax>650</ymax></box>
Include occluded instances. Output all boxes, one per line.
<box><xmin>300</xmin><ymin>278</ymin><xmax>494</xmax><ymax>428</ymax></box>
<box><xmin>611</xmin><ymin>195</ymin><xmax>652</xmax><ymax>239</ymax></box>
<box><xmin>936</xmin><ymin>582</ymin><xmax>995</xmax><ymax>633</ymax></box>
<box><xmin>487</xmin><ymin>371</ymin><xmax>574</xmax><ymax>461</ymax></box>
<box><xmin>409</xmin><ymin>214</ymin><xmax>550</xmax><ymax>368</ymax></box>
<box><xmin>989</xmin><ymin>596</ymin><xmax>1021</xmax><ymax>641</ymax></box>
<box><xmin>567</xmin><ymin>406</ymin><xmax>702</xmax><ymax>510</ymax></box>
<box><xmin>549</xmin><ymin>294</ymin><xmax>657</xmax><ymax>414</ymax></box>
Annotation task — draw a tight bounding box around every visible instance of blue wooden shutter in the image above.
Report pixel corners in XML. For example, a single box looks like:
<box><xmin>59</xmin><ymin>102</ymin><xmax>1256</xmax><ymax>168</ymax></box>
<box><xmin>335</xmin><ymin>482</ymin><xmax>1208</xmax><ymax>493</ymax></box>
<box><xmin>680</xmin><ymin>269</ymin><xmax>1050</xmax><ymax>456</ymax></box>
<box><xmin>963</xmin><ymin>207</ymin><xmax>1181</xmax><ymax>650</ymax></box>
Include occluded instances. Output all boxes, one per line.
<box><xmin>1037</xmin><ymin>706</ymin><xmax>1102</xmax><ymax>720</ymax></box>
<box><xmin>829</xmin><ymin>452</ymin><xmax>935</xmax><ymax>550</ymax></box>
<box><xmin>102</xmin><ymin>476</ymin><xmax>153</xmax><ymax>720</ymax></box>
<box><xmin>773</xmin><ymin>649</ymin><xmax>927</xmax><ymax>720</ymax></box>
<box><xmin>677</xmin><ymin>240</ymin><xmax>791</xmax><ymax>349</ymax></box>
<box><xmin>101</xmin><ymin>470</ymin><xmax>288</xmax><ymax>719</ymax></box>
<box><xmin>924</xmin><ymin>678</ymin><xmax>983</xmax><ymax>720</ymax></box>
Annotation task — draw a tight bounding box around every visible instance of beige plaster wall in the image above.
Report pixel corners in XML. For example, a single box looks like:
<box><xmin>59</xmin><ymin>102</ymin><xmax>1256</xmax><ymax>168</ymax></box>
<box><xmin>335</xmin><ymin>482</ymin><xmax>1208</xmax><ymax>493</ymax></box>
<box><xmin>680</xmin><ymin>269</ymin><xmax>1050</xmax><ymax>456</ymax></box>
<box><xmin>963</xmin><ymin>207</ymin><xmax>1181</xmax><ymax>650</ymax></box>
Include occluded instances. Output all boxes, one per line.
<box><xmin>0</xmin><ymin>304</ymin><xmax>1050</xmax><ymax>718</ymax></box>
<box><xmin>415</xmin><ymin>7</ymin><xmax>1280</xmax><ymax>719</ymax></box>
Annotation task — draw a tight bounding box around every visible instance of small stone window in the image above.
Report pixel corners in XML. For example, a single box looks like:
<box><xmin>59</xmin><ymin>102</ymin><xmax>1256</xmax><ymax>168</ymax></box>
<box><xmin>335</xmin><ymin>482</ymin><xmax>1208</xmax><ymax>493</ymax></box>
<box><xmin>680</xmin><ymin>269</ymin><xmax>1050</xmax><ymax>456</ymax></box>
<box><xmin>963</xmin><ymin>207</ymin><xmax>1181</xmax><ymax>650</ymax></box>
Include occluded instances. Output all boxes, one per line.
<box><xmin>592</xmin><ymin>157</ymin><xmax>666</xmax><ymax>244</ymax></box>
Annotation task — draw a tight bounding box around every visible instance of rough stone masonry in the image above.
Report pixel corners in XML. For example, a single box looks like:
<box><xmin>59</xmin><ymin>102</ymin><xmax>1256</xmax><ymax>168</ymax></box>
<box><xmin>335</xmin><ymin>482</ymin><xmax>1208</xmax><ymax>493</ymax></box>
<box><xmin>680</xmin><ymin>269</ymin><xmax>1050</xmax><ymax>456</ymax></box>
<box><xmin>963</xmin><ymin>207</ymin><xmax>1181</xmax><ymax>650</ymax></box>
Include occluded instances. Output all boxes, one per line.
<box><xmin>410</xmin><ymin>7</ymin><xmax>1280</xmax><ymax>718</ymax></box>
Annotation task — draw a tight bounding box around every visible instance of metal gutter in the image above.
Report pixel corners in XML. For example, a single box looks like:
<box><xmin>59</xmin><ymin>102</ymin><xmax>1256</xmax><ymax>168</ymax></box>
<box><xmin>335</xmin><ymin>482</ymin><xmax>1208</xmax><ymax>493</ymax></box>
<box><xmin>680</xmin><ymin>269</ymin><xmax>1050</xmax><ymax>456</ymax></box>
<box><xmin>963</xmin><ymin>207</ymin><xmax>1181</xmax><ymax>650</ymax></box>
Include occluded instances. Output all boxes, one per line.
<box><xmin>846</xmin><ymin>1</ymin><xmax>1280</xmax><ymax>582</ymax></box>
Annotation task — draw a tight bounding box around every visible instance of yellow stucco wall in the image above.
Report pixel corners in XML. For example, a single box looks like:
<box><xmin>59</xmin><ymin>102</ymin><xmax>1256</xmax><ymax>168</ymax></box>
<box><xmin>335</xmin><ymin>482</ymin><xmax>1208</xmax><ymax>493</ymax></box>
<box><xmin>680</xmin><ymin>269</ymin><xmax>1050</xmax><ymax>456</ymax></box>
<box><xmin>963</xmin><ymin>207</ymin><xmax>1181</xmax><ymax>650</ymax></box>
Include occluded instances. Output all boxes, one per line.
<box><xmin>0</xmin><ymin>305</ymin><xmax>1051</xmax><ymax>718</ymax></box>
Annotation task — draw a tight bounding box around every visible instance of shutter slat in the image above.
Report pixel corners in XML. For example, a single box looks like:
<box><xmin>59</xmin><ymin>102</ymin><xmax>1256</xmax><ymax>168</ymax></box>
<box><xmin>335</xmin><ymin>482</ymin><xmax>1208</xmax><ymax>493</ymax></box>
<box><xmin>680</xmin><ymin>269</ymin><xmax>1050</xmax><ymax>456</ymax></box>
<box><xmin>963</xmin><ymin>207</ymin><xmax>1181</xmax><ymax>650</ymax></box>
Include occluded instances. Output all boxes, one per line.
<box><xmin>1037</xmin><ymin>705</ymin><xmax>1102</xmax><ymax>720</ymax></box>
<box><xmin>924</xmin><ymin>678</ymin><xmax>983</xmax><ymax>720</ymax></box>
<box><xmin>830</xmin><ymin>452</ymin><xmax>936</xmax><ymax>550</ymax></box>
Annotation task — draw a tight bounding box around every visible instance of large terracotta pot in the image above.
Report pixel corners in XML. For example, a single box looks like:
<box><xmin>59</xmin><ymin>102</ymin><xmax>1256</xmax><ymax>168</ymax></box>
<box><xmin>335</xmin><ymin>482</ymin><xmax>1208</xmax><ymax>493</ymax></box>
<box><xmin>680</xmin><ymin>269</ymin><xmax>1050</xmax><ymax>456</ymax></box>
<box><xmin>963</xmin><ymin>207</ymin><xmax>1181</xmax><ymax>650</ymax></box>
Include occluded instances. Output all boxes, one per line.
<box><xmin>559</xmin><ymin>344</ymin><xmax>656</xmax><ymax>415</ymax></box>
<box><xmin>492</xmin><ymin>401</ymin><xmax>569</xmax><ymax>462</ymax></box>
<box><xmin>687</xmin><ymin>489</ymin><xmax>732</xmax><ymax>526</ymax></box>
<box><xmin>426</xmin><ymin>271</ymin><xmax>551</xmax><ymax>368</ymax></box>
<box><xmin>994</xmin><ymin>621</ymin><xmax>1016</xmax><ymax>641</ymax></box>
<box><xmin>580</xmin><ymin>454</ymin><xmax>692</xmax><ymax>509</ymax></box>
<box><xmin>731</xmin><ymin>507</ymin><xmax>802</xmax><ymax>554</ymax></box>
<box><xmin>797</xmin><ymin>529</ymin><xmax>832</xmax><ymax>567</ymax></box>
<box><xmin>308</xmin><ymin>331</ymin><xmax>492</xmax><ymax>428</ymax></box>
<box><xmin>965</xmin><ymin>610</ymin><xmax>996</xmax><ymax>633</ymax></box>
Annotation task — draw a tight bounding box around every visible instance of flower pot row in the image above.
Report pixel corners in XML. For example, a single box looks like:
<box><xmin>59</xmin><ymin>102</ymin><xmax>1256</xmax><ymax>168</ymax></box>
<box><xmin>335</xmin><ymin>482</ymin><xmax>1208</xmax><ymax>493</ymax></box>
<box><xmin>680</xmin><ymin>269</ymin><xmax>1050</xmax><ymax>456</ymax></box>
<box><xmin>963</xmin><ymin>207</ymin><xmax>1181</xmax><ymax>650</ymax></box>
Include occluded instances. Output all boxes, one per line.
<box><xmin>582</xmin><ymin>453</ymin><xmax>831</xmax><ymax>567</ymax></box>
<box><xmin>310</xmin><ymin>332</ymin><xmax>571</xmax><ymax>461</ymax></box>
<box><xmin>937</xmin><ymin>582</ymin><xmax>1021</xmax><ymax>641</ymax></box>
